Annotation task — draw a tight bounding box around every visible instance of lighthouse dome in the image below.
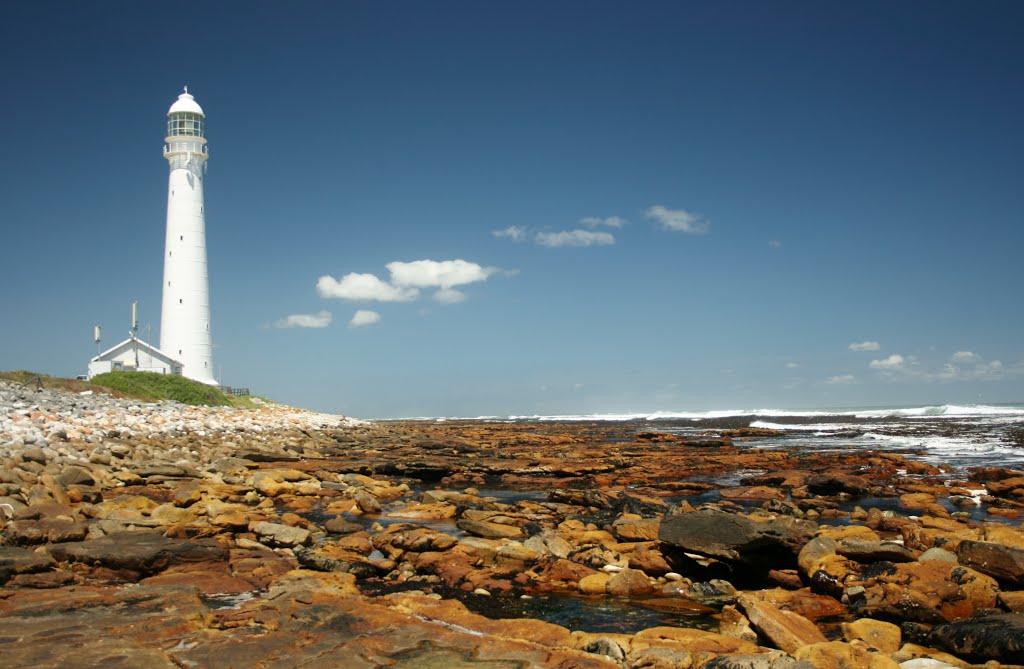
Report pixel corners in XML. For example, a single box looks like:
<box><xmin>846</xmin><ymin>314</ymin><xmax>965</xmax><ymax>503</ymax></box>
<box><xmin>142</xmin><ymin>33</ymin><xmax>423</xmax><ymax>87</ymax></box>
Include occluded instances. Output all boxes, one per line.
<box><xmin>168</xmin><ymin>90</ymin><xmax>204</xmax><ymax>116</ymax></box>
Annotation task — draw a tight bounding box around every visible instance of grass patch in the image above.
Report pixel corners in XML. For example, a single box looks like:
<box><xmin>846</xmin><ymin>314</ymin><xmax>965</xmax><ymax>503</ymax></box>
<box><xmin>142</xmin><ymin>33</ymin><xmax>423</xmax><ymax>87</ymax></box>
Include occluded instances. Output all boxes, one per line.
<box><xmin>89</xmin><ymin>371</ymin><xmax>231</xmax><ymax>406</ymax></box>
<box><xmin>0</xmin><ymin>370</ymin><xmax>107</xmax><ymax>395</ymax></box>
<box><xmin>225</xmin><ymin>394</ymin><xmax>277</xmax><ymax>409</ymax></box>
<box><xmin>2</xmin><ymin>370</ymin><xmax>269</xmax><ymax>409</ymax></box>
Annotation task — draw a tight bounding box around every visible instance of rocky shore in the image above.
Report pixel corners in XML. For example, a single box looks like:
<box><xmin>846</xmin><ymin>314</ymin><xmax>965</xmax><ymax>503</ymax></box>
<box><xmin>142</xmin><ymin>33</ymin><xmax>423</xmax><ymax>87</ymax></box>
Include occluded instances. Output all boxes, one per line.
<box><xmin>2</xmin><ymin>380</ymin><xmax>1024</xmax><ymax>668</ymax></box>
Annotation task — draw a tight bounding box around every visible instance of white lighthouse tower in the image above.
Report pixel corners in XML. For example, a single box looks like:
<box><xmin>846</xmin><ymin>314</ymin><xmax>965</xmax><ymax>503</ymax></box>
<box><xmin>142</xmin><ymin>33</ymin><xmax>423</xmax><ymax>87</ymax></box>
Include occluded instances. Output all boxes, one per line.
<box><xmin>159</xmin><ymin>88</ymin><xmax>217</xmax><ymax>385</ymax></box>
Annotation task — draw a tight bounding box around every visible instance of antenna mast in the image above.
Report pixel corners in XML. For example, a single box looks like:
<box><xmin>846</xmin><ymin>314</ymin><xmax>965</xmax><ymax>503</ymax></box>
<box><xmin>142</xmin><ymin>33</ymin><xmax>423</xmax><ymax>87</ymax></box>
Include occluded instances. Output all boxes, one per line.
<box><xmin>131</xmin><ymin>301</ymin><xmax>140</xmax><ymax>369</ymax></box>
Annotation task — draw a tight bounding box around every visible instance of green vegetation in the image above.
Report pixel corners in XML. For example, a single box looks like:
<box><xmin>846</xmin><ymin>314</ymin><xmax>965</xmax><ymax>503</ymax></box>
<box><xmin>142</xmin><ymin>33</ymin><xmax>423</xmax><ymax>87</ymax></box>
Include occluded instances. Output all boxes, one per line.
<box><xmin>224</xmin><ymin>394</ymin><xmax>277</xmax><ymax>409</ymax></box>
<box><xmin>2</xmin><ymin>369</ymin><xmax>271</xmax><ymax>408</ymax></box>
<box><xmin>0</xmin><ymin>370</ymin><xmax>101</xmax><ymax>394</ymax></box>
<box><xmin>88</xmin><ymin>371</ymin><xmax>232</xmax><ymax>406</ymax></box>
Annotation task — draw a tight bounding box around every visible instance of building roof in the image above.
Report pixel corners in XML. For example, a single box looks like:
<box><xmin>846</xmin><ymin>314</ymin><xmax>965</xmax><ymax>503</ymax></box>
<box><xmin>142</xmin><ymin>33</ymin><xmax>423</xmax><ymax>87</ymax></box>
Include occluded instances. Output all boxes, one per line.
<box><xmin>91</xmin><ymin>337</ymin><xmax>182</xmax><ymax>366</ymax></box>
<box><xmin>168</xmin><ymin>89</ymin><xmax>204</xmax><ymax>116</ymax></box>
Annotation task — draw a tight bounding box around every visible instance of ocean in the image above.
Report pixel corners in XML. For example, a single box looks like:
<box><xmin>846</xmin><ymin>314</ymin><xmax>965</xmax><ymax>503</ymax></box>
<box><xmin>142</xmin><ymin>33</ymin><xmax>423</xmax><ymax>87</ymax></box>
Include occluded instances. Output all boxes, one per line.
<box><xmin>462</xmin><ymin>403</ymin><xmax>1024</xmax><ymax>474</ymax></box>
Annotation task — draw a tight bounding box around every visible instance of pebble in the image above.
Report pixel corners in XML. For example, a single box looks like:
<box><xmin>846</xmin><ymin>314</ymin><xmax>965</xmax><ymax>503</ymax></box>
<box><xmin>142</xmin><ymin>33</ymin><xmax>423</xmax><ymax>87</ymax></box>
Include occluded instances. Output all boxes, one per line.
<box><xmin>1</xmin><ymin>380</ymin><xmax>363</xmax><ymax>463</ymax></box>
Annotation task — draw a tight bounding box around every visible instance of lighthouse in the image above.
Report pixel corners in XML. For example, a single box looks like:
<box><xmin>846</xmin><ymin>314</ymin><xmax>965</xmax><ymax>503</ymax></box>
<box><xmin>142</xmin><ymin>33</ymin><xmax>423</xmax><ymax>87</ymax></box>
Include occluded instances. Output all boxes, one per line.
<box><xmin>159</xmin><ymin>88</ymin><xmax>217</xmax><ymax>385</ymax></box>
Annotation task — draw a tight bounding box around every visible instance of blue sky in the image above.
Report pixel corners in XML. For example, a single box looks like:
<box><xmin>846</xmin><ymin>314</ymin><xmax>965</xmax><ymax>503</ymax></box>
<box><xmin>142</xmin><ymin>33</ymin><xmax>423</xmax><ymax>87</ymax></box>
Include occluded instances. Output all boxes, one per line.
<box><xmin>1</xmin><ymin>2</ymin><xmax>1022</xmax><ymax>417</ymax></box>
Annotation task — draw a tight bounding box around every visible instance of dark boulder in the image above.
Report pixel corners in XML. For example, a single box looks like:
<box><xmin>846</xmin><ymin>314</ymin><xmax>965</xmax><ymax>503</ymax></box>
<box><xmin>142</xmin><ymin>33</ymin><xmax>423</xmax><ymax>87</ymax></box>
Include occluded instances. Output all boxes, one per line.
<box><xmin>616</xmin><ymin>491</ymin><xmax>669</xmax><ymax>517</ymax></box>
<box><xmin>134</xmin><ymin>464</ymin><xmax>194</xmax><ymax>479</ymax></box>
<box><xmin>3</xmin><ymin>518</ymin><xmax>89</xmax><ymax>545</ymax></box>
<box><xmin>658</xmin><ymin>507</ymin><xmax>817</xmax><ymax>564</ymax></box>
<box><xmin>956</xmin><ymin>540</ymin><xmax>1024</xmax><ymax>586</ymax></box>
<box><xmin>0</xmin><ymin>546</ymin><xmax>56</xmax><ymax>584</ymax></box>
<box><xmin>835</xmin><ymin>538</ymin><xmax>917</xmax><ymax>563</ymax></box>
<box><xmin>805</xmin><ymin>473</ymin><xmax>870</xmax><ymax>495</ymax></box>
<box><xmin>968</xmin><ymin>467</ymin><xmax>1024</xmax><ymax>482</ymax></box>
<box><xmin>549</xmin><ymin>488</ymin><xmax>615</xmax><ymax>509</ymax></box>
<box><xmin>928</xmin><ymin>613</ymin><xmax>1024</xmax><ymax>663</ymax></box>
<box><xmin>57</xmin><ymin>465</ymin><xmax>96</xmax><ymax>487</ymax></box>
<box><xmin>323</xmin><ymin>517</ymin><xmax>365</xmax><ymax>535</ymax></box>
<box><xmin>294</xmin><ymin>547</ymin><xmax>378</xmax><ymax>579</ymax></box>
<box><xmin>47</xmin><ymin>531</ymin><xmax>226</xmax><ymax>576</ymax></box>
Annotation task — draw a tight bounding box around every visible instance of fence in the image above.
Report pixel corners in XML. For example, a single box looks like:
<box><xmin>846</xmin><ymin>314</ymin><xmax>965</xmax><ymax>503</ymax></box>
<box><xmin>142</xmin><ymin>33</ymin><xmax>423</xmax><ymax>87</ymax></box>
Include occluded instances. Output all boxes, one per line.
<box><xmin>218</xmin><ymin>386</ymin><xmax>251</xmax><ymax>396</ymax></box>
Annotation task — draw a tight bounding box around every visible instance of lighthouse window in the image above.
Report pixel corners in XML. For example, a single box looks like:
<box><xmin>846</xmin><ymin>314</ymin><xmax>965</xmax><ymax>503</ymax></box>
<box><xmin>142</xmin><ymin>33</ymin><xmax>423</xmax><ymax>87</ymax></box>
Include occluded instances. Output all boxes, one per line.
<box><xmin>168</xmin><ymin>113</ymin><xmax>204</xmax><ymax>137</ymax></box>
<box><xmin>179</xmin><ymin>299</ymin><xmax>183</xmax><ymax>304</ymax></box>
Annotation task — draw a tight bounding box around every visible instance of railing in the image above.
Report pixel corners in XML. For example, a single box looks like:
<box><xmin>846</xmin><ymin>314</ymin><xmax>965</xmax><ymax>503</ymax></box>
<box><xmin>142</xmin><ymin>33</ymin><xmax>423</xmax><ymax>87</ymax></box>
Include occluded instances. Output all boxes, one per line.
<box><xmin>218</xmin><ymin>385</ymin><xmax>251</xmax><ymax>396</ymax></box>
<box><xmin>164</xmin><ymin>144</ymin><xmax>208</xmax><ymax>154</ymax></box>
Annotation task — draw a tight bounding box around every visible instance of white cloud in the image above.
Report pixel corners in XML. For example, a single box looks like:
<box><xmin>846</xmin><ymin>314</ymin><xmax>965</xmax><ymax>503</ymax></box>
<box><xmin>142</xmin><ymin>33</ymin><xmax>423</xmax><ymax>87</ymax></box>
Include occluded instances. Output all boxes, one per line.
<box><xmin>974</xmin><ymin>360</ymin><xmax>1006</xmax><ymax>379</ymax></box>
<box><xmin>348</xmin><ymin>310</ymin><xmax>380</xmax><ymax>328</ymax></box>
<box><xmin>826</xmin><ymin>374</ymin><xmax>857</xmax><ymax>385</ymax></box>
<box><xmin>493</xmin><ymin>225</ymin><xmax>527</xmax><ymax>241</ymax></box>
<box><xmin>319</xmin><ymin>258</ymin><xmax>495</xmax><ymax>305</ymax></box>
<box><xmin>317</xmin><ymin>273</ymin><xmax>418</xmax><ymax>302</ymax></box>
<box><xmin>273</xmin><ymin>310</ymin><xmax>332</xmax><ymax>329</ymax></box>
<box><xmin>939</xmin><ymin>356</ymin><xmax>1008</xmax><ymax>382</ymax></box>
<box><xmin>387</xmin><ymin>259</ymin><xmax>497</xmax><ymax>289</ymax></box>
<box><xmin>579</xmin><ymin>216</ymin><xmax>627</xmax><ymax>228</ymax></box>
<box><xmin>769</xmin><ymin>239</ymin><xmax>782</xmax><ymax>249</ymax></box>
<box><xmin>645</xmin><ymin>205</ymin><xmax>710</xmax><ymax>234</ymax></box>
<box><xmin>785</xmin><ymin>362</ymin><xmax>800</xmax><ymax>369</ymax></box>
<box><xmin>870</xmin><ymin>354</ymin><xmax>906</xmax><ymax>370</ymax></box>
<box><xmin>849</xmin><ymin>341</ymin><xmax>881</xmax><ymax>352</ymax></box>
<box><xmin>535</xmin><ymin>229</ymin><xmax>615</xmax><ymax>247</ymax></box>
<box><xmin>846</xmin><ymin>348</ymin><xmax>1020</xmax><ymax>384</ymax></box>
<box><xmin>319</xmin><ymin>259</ymin><xmax>499</xmax><ymax>311</ymax></box>
<box><xmin>433</xmin><ymin>287</ymin><xmax>466</xmax><ymax>304</ymax></box>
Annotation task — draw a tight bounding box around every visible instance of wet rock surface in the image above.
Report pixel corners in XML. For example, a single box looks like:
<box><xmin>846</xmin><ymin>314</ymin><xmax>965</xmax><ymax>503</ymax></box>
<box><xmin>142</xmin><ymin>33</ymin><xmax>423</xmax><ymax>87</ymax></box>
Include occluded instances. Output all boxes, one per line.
<box><xmin>928</xmin><ymin>613</ymin><xmax>1024</xmax><ymax>663</ymax></box>
<box><xmin>3</xmin><ymin>380</ymin><xmax>1024</xmax><ymax>667</ymax></box>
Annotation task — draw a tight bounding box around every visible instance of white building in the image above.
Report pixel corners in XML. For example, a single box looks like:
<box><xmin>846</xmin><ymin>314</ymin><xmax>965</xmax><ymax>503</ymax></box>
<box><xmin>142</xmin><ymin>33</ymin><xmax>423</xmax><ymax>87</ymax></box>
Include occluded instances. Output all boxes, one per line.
<box><xmin>88</xmin><ymin>337</ymin><xmax>183</xmax><ymax>378</ymax></box>
<box><xmin>159</xmin><ymin>88</ymin><xmax>217</xmax><ymax>385</ymax></box>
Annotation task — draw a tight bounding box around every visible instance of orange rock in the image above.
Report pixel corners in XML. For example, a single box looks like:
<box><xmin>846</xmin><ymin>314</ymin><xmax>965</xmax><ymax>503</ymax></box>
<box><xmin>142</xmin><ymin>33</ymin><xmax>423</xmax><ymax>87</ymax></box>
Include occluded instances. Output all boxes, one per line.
<box><xmin>612</xmin><ymin>514</ymin><xmax>660</xmax><ymax>541</ymax></box>
<box><xmin>740</xmin><ymin>587</ymin><xmax>846</xmax><ymax>621</ymax></box>
<box><xmin>140</xmin><ymin>562</ymin><xmax>256</xmax><ymax>595</ymax></box>
<box><xmin>891</xmin><ymin>643</ymin><xmax>969</xmax><ymax>668</ymax></box>
<box><xmin>998</xmin><ymin>590</ymin><xmax>1024</xmax><ymax>612</ymax></box>
<box><xmin>607</xmin><ymin>567</ymin><xmax>655</xmax><ymax>597</ymax></box>
<box><xmin>632</xmin><ymin>626</ymin><xmax>761</xmax><ymax>655</ymax></box>
<box><xmin>858</xmin><ymin>560</ymin><xmax>999</xmax><ymax>623</ymax></box>
<box><xmin>383</xmin><ymin>591</ymin><xmax>574</xmax><ymax>648</ymax></box>
<box><xmin>628</xmin><ymin>544</ymin><xmax>672</xmax><ymax>576</ymax></box>
<box><xmin>719</xmin><ymin>486</ymin><xmax>785</xmax><ymax>502</ymax></box>
<box><xmin>817</xmin><ymin>525</ymin><xmax>881</xmax><ymax>542</ymax></box>
<box><xmin>578</xmin><ymin>572</ymin><xmax>610</xmax><ymax>594</ymax></box>
<box><xmin>323</xmin><ymin>498</ymin><xmax>357</xmax><ymax>514</ymax></box>
<box><xmin>842</xmin><ymin>617</ymin><xmax>902</xmax><ymax>654</ymax></box>
<box><xmin>982</xmin><ymin>523</ymin><xmax>1024</xmax><ymax>550</ymax></box>
<box><xmin>541</xmin><ymin>558</ymin><xmax>598</xmax><ymax>584</ymax></box>
<box><xmin>386</xmin><ymin>502</ymin><xmax>457</xmax><ymax>520</ymax></box>
<box><xmin>718</xmin><ymin>606</ymin><xmax>757</xmax><ymax>645</ymax></box>
<box><xmin>413</xmin><ymin>550</ymin><xmax>476</xmax><ymax>587</ymax></box>
<box><xmin>335</xmin><ymin>533</ymin><xmax>374</xmax><ymax>555</ymax></box>
<box><xmin>738</xmin><ymin>593</ymin><xmax>827</xmax><ymax>653</ymax></box>
<box><xmin>795</xmin><ymin>640</ymin><xmax>901</xmax><ymax>669</ymax></box>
